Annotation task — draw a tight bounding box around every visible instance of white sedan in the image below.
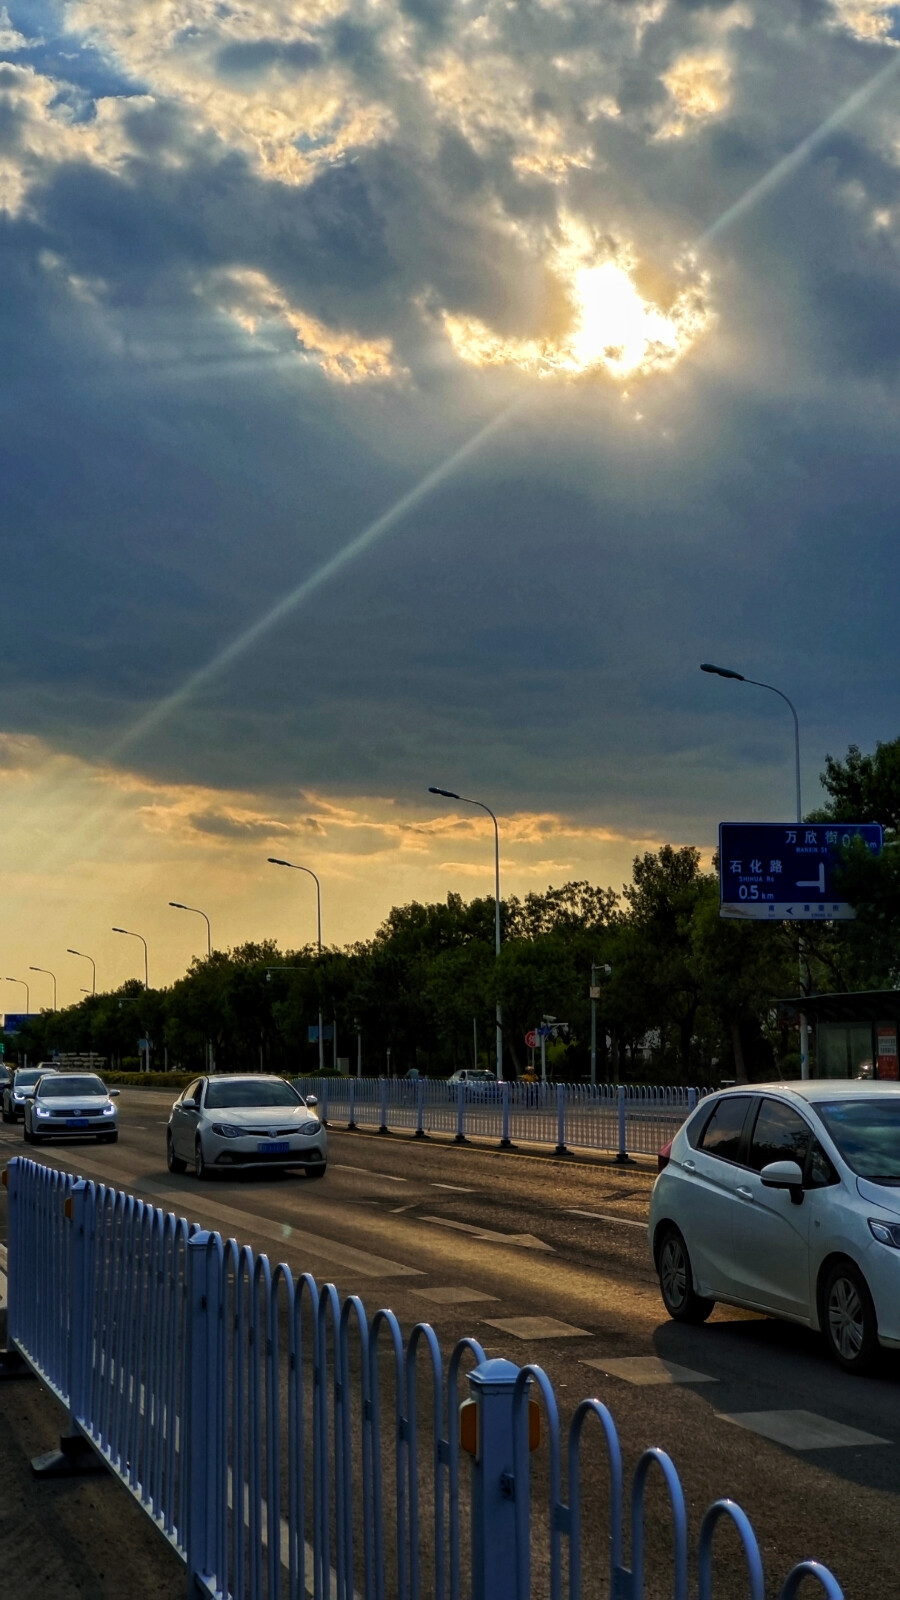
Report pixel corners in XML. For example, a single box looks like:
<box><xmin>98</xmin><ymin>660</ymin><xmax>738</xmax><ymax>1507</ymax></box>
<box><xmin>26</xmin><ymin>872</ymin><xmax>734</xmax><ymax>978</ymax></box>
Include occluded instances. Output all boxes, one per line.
<box><xmin>650</xmin><ymin>1079</ymin><xmax>900</xmax><ymax>1374</ymax></box>
<box><xmin>24</xmin><ymin>1073</ymin><xmax>119</xmax><ymax>1143</ymax></box>
<box><xmin>167</xmin><ymin>1075</ymin><xmax>326</xmax><ymax>1180</ymax></box>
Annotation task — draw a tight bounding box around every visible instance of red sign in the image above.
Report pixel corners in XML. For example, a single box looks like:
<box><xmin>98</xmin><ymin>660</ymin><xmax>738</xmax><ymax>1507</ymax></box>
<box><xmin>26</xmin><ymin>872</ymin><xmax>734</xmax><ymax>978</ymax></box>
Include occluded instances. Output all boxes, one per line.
<box><xmin>877</xmin><ymin>1025</ymin><xmax>899</xmax><ymax>1080</ymax></box>
<box><xmin>524</xmin><ymin>1029</ymin><xmax>537</xmax><ymax>1049</ymax></box>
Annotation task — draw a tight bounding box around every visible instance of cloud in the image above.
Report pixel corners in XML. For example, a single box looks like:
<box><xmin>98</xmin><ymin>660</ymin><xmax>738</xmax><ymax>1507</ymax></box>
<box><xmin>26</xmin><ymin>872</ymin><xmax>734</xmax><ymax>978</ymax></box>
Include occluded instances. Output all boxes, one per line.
<box><xmin>1</xmin><ymin>0</ymin><xmax>900</xmax><ymax>920</ymax></box>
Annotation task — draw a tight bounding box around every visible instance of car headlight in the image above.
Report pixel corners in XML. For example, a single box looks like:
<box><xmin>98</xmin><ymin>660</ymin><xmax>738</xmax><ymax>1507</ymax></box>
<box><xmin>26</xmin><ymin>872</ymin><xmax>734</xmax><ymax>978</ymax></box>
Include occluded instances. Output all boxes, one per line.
<box><xmin>211</xmin><ymin>1123</ymin><xmax>241</xmax><ymax>1138</ymax></box>
<box><xmin>13</xmin><ymin>1093</ymin><xmax>24</xmax><ymax>1102</ymax></box>
<box><xmin>35</xmin><ymin>1106</ymin><xmax>51</xmax><ymax>1119</ymax></box>
<box><xmin>868</xmin><ymin>1219</ymin><xmax>900</xmax><ymax>1248</ymax></box>
<box><xmin>102</xmin><ymin>1105</ymin><xmax>116</xmax><ymax>1117</ymax></box>
<box><xmin>299</xmin><ymin>1120</ymin><xmax>320</xmax><ymax>1136</ymax></box>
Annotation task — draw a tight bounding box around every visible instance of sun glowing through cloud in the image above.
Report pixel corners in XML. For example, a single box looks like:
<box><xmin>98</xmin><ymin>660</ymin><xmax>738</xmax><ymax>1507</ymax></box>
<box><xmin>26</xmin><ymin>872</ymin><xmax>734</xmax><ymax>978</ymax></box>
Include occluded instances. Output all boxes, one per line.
<box><xmin>442</xmin><ymin>253</ymin><xmax>711</xmax><ymax>380</ymax></box>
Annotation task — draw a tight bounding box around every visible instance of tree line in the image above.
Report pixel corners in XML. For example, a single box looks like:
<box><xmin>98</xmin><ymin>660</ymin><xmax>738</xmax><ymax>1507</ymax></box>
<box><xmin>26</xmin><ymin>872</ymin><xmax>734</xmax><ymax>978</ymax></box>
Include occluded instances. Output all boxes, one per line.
<box><xmin>6</xmin><ymin>738</ymin><xmax>899</xmax><ymax>1085</ymax></box>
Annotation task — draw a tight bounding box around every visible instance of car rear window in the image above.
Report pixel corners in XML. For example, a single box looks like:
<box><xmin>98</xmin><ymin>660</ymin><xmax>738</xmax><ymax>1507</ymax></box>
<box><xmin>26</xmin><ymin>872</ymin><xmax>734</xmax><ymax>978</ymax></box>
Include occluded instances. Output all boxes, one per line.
<box><xmin>697</xmin><ymin>1095</ymin><xmax>752</xmax><ymax>1161</ymax></box>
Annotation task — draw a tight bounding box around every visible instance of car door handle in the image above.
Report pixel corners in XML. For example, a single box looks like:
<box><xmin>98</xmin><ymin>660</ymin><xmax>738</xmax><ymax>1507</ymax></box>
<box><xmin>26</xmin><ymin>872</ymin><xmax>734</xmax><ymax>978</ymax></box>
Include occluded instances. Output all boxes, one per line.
<box><xmin>736</xmin><ymin>1186</ymin><xmax>754</xmax><ymax>1201</ymax></box>
<box><xmin>682</xmin><ymin>1159</ymin><xmax>697</xmax><ymax>1172</ymax></box>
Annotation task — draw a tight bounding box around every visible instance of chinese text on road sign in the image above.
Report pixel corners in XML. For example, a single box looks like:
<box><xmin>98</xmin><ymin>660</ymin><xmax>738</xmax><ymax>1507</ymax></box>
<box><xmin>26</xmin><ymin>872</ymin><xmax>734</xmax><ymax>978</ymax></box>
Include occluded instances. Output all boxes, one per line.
<box><xmin>719</xmin><ymin>822</ymin><xmax>883</xmax><ymax>921</ymax></box>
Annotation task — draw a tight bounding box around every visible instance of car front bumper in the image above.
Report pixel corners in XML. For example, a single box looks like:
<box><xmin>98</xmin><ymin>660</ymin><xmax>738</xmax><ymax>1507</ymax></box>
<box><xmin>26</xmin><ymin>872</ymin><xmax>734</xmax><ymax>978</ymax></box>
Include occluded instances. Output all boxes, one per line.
<box><xmin>209</xmin><ymin>1137</ymin><xmax>327</xmax><ymax>1169</ymax></box>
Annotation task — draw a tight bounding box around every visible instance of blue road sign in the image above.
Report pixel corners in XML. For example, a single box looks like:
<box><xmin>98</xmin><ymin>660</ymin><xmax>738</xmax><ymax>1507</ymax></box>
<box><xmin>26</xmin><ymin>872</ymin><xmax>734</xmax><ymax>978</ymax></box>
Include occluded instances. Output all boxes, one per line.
<box><xmin>1</xmin><ymin>1013</ymin><xmax>34</xmax><ymax>1034</ymax></box>
<box><xmin>719</xmin><ymin>822</ymin><xmax>883</xmax><ymax>920</ymax></box>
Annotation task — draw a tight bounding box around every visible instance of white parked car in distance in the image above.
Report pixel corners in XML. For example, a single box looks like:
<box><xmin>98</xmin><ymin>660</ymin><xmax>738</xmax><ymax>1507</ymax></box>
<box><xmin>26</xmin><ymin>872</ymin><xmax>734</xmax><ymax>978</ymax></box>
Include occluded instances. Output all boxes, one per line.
<box><xmin>650</xmin><ymin>1079</ymin><xmax>900</xmax><ymax>1374</ymax></box>
<box><xmin>167</xmin><ymin>1074</ymin><xmax>326</xmax><ymax>1179</ymax></box>
<box><xmin>24</xmin><ymin>1072</ymin><xmax>119</xmax><ymax>1143</ymax></box>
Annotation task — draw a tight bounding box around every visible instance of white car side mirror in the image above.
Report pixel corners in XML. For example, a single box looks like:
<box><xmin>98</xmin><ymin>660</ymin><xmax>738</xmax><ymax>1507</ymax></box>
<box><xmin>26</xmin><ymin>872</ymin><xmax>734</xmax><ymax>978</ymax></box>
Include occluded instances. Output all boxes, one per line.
<box><xmin>760</xmin><ymin>1159</ymin><xmax>804</xmax><ymax>1194</ymax></box>
<box><xmin>305</xmin><ymin>1095</ymin><xmax>318</xmax><ymax>1108</ymax></box>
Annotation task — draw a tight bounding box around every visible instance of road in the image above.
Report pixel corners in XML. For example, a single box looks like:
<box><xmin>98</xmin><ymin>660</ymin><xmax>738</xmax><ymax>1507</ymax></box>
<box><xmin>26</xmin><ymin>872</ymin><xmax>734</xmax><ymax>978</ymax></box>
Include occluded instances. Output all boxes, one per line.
<box><xmin>2</xmin><ymin>1088</ymin><xmax>900</xmax><ymax>1598</ymax></box>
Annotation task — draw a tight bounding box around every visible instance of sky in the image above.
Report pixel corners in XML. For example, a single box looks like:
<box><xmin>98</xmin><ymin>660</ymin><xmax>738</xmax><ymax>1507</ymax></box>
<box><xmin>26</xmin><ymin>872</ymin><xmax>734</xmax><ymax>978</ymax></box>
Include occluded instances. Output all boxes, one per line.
<box><xmin>1</xmin><ymin>0</ymin><xmax>899</xmax><ymax>1002</ymax></box>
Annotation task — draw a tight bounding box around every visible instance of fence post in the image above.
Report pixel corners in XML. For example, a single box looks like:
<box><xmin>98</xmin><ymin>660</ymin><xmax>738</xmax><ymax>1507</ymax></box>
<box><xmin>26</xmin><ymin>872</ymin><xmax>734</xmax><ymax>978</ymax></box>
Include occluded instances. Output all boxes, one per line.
<box><xmin>415</xmin><ymin>1077</ymin><xmax>426</xmax><ymax>1138</ymax></box>
<box><xmin>185</xmin><ymin>1233</ymin><xmax>223</xmax><ymax>1599</ymax></box>
<box><xmin>615</xmin><ymin>1084</ymin><xmax>633</xmax><ymax>1164</ymax></box>
<box><xmin>455</xmin><ymin>1082</ymin><xmax>467</xmax><ymax>1143</ymax></box>
<box><xmin>66</xmin><ymin>1180</ymin><xmax>92</xmax><ymax>1432</ymax></box>
<box><xmin>499</xmin><ymin>1080</ymin><xmax>512</xmax><ymax>1149</ymax></box>
<box><xmin>554</xmin><ymin>1085</ymin><xmax>568</xmax><ymax>1156</ymax></box>
<box><xmin>347</xmin><ymin>1078</ymin><xmax>357</xmax><ymax>1130</ymax></box>
<box><xmin>465</xmin><ymin>1358</ymin><xmax>520</xmax><ymax>1600</ymax></box>
<box><xmin>321</xmin><ymin>1080</ymin><xmax>330</xmax><ymax>1127</ymax></box>
<box><xmin>377</xmin><ymin>1077</ymin><xmax>389</xmax><ymax>1134</ymax></box>
<box><xmin>688</xmin><ymin>1087</ymin><xmax>697</xmax><ymax>1114</ymax></box>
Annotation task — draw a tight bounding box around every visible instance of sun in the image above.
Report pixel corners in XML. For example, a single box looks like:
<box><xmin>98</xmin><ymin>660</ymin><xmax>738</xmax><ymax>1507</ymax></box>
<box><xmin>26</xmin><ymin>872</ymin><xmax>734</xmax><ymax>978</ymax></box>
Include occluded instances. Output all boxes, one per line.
<box><xmin>441</xmin><ymin>234</ymin><xmax>711</xmax><ymax>381</ymax></box>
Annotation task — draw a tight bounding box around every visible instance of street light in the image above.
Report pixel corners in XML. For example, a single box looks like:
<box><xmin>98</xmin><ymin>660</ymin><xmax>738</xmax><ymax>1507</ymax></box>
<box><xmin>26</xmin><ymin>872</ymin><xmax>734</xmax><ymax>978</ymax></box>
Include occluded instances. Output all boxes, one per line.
<box><xmin>170</xmin><ymin>903</ymin><xmax>213</xmax><ymax>1073</ymax></box>
<box><xmin>112</xmin><ymin>927</ymin><xmax>149</xmax><ymax>988</ymax></box>
<box><xmin>428</xmin><ymin>786</ymin><xmax>504</xmax><ymax>1080</ymax></box>
<box><xmin>5</xmin><ymin>976</ymin><xmax>30</xmax><ymax>1013</ymax></box>
<box><xmin>700</xmin><ymin>661</ymin><xmax>809</xmax><ymax>1079</ymax></box>
<box><xmin>268</xmin><ymin>859</ymin><xmax>324</xmax><ymax>1076</ymax></box>
<box><xmin>67</xmin><ymin>948</ymin><xmax>96</xmax><ymax>996</ymax></box>
<box><xmin>29</xmin><ymin>965</ymin><xmax>57</xmax><ymax>1010</ymax></box>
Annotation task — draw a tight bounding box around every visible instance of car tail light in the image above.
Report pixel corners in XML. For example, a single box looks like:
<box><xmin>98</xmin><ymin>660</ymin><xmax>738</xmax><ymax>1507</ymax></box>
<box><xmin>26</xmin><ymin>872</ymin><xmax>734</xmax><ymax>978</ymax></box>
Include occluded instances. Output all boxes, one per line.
<box><xmin>658</xmin><ymin>1140</ymin><xmax>673</xmax><ymax>1172</ymax></box>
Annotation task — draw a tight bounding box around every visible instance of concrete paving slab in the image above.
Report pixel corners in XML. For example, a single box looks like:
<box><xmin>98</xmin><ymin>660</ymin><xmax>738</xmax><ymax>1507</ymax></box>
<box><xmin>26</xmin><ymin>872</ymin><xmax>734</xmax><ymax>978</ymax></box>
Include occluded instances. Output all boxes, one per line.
<box><xmin>483</xmin><ymin>1316</ymin><xmax>591</xmax><ymax>1340</ymax></box>
<box><xmin>582</xmin><ymin>1355</ymin><xmax>715</xmax><ymax>1385</ymax></box>
<box><xmin>718</xmin><ymin>1409</ymin><xmax>890</xmax><ymax>1450</ymax></box>
<box><xmin>412</xmin><ymin>1286</ymin><xmax>498</xmax><ymax>1304</ymax></box>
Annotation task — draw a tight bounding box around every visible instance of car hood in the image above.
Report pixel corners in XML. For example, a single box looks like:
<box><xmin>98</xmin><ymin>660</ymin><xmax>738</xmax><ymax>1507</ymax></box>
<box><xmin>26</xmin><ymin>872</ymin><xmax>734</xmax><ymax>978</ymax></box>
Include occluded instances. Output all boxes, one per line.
<box><xmin>857</xmin><ymin>1176</ymin><xmax>900</xmax><ymax>1213</ymax></box>
<box><xmin>205</xmin><ymin>1105</ymin><xmax>317</xmax><ymax>1126</ymax></box>
<box><xmin>37</xmin><ymin>1095</ymin><xmax>113</xmax><ymax>1111</ymax></box>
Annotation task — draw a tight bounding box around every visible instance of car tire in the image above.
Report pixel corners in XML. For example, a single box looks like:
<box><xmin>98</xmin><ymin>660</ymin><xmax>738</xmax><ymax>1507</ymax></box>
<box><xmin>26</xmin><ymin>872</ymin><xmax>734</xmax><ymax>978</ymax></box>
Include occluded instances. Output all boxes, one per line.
<box><xmin>657</xmin><ymin>1226</ymin><xmax>715</xmax><ymax>1325</ymax></box>
<box><xmin>22</xmin><ymin>1122</ymin><xmax>32</xmax><ymax>1143</ymax></box>
<box><xmin>303</xmin><ymin>1164</ymin><xmax>327</xmax><ymax>1180</ymax></box>
<box><xmin>100</xmin><ymin>1132</ymin><xmax>118</xmax><ymax>1144</ymax></box>
<box><xmin>821</xmin><ymin>1260</ymin><xmax>879</xmax><ymax>1375</ymax></box>
<box><xmin>195</xmin><ymin>1138</ymin><xmax>210</xmax><ymax>1180</ymax></box>
<box><xmin>167</xmin><ymin>1132</ymin><xmax>187</xmax><ymax>1174</ymax></box>
<box><xmin>2</xmin><ymin>1103</ymin><xmax>12</xmax><ymax>1124</ymax></box>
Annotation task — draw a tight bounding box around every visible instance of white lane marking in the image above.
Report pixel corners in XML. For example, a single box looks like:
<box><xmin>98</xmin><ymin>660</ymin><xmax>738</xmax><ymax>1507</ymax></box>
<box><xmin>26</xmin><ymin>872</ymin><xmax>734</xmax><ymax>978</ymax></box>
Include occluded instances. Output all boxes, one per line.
<box><xmin>333</xmin><ymin>1164</ymin><xmax>408</xmax><ymax>1182</ymax></box>
<box><xmin>431</xmin><ymin>1183</ymin><xmax>474</xmax><ymax>1192</ymax></box>
<box><xmin>718</xmin><ymin>1410</ymin><xmax>890</xmax><ymax>1450</ymax></box>
<box><xmin>421</xmin><ymin>1216</ymin><xmax>553</xmax><ymax>1252</ymax></box>
<box><xmin>583</xmin><ymin>1356</ymin><xmax>715</xmax><ymax>1385</ymax></box>
<box><xmin>485</xmin><ymin>1316</ymin><xmax>591</xmax><ymax>1340</ymax></box>
<box><xmin>566</xmin><ymin>1209</ymin><xmax>645</xmax><ymax>1230</ymax></box>
<box><xmin>390</xmin><ymin>1204</ymin><xmax>418</xmax><ymax>1214</ymax></box>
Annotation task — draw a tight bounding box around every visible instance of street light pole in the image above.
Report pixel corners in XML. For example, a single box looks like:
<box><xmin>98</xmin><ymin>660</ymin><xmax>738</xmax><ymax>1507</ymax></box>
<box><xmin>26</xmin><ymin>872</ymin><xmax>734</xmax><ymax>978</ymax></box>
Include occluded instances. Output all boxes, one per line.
<box><xmin>268</xmin><ymin>859</ymin><xmax>325</xmax><ymax>1075</ymax></box>
<box><xmin>67</xmin><ymin>949</ymin><xmax>96</xmax><ymax>996</ymax></box>
<box><xmin>112</xmin><ymin>927</ymin><xmax>149</xmax><ymax>988</ymax></box>
<box><xmin>429</xmin><ymin>786</ymin><xmax>504</xmax><ymax>1080</ymax></box>
<box><xmin>112</xmin><ymin>927</ymin><xmax>150</xmax><ymax>1071</ymax></box>
<box><xmin>170</xmin><ymin>903</ymin><xmax>214</xmax><ymax>1074</ymax></box>
<box><xmin>29</xmin><ymin>965</ymin><xmax>57</xmax><ymax>1010</ymax></box>
<box><xmin>700</xmin><ymin>662</ymin><xmax>810</xmax><ymax>1079</ymax></box>
<box><xmin>5</xmin><ymin>976</ymin><xmax>30</xmax><ymax>1013</ymax></box>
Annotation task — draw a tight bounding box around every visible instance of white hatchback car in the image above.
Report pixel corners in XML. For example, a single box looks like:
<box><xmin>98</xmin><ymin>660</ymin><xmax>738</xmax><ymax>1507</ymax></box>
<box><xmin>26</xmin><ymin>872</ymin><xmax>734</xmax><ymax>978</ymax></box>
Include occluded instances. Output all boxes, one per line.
<box><xmin>650</xmin><ymin>1080</ymin><xmax>900</xmax><ymax>1374</ymax></box>
<box><xmin>167</xmin><ymin>1074</ymin><xmax>326</xmax><ymax>1180</ymax></box>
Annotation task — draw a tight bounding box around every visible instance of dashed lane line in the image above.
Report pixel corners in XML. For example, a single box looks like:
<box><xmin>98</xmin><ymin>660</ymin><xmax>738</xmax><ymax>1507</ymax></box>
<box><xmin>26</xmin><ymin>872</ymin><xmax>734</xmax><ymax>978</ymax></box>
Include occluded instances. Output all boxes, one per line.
<box><xmin>333</xmin><ymin>1163</ymin><xmax>408</xmax><ymax>1182</ymax></box>
<box><xmin>566</xmin><ymin>1209</ymin><xmax>645</xmax><ymax>1230</ymax></box>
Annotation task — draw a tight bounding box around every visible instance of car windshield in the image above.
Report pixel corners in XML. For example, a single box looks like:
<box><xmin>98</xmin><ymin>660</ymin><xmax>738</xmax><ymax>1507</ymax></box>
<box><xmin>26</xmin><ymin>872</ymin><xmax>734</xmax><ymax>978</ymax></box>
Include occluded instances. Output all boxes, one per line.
<box><xmin>38</xmin><ymin>1076</ymin><xmax>106</xmax><ymax>1098</ymax></box>
<box><xmin>815</xmin><ymin>1098</ymin><xmax>900</xmax><ymax>1183</ymax></box>
<box><xmin>14</xmin><ymin>1071</ymin><xmax>44</xmax><ymax>1087</ymax></box>
<box><xmin>205</xmin><ymin>1079</ymin><xmax>301</xmax><ymax>1109</ymax></box>
<box><xmin>462</xmin><ymin>1072</ymin><xmax>495</xmax><ymax>1081</ymax></box>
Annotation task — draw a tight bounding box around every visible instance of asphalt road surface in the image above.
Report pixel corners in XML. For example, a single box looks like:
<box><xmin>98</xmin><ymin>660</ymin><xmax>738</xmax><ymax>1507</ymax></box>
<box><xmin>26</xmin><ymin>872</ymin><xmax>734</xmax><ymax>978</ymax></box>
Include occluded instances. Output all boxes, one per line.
<box><xmin>2</xmin><ymin>1088</ymin><xmax>899</xmax><ymax>1599</ymax></box>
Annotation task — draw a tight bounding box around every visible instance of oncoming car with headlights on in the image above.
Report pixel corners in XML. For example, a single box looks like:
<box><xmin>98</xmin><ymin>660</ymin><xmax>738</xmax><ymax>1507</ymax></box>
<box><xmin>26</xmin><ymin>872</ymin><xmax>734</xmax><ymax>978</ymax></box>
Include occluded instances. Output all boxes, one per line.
<box><xmin>166</xmin><ymin>1075</ymin><xmax>326</xmax><ymax>1180</ymax></box>
<box><xmin>24</xmin><ymin>1073</ymin><xmax>119</xmax><ymax>1143</ymax></box>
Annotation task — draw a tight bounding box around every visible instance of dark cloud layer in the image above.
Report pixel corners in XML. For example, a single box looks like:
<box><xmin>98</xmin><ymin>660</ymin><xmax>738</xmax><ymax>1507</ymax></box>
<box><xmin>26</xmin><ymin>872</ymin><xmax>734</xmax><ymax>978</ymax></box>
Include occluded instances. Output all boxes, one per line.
<box><xmin>1</xmin><ymin>0</ymin><xmax>899</xmax><ymax>843</ymax></box>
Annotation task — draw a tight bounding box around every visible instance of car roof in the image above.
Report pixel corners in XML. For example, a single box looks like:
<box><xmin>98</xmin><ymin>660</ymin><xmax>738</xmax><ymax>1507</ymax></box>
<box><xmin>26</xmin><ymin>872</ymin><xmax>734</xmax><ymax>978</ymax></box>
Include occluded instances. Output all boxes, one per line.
<box><xmin>713</xmin><ymin>1079</ymin><xmax>900</xmax><ymax>1103</ymax></box>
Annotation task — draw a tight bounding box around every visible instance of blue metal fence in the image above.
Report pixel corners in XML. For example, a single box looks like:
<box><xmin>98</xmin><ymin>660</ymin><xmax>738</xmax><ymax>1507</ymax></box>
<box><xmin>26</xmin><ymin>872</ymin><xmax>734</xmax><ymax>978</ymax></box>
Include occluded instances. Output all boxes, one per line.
<box><xmin>293</xmin><ymin>1078</ymin><xmax>703</xmax><ymax>1161</ymax></box>
<box><xmin>3</xmin><ymin>1156</ymin><xmax>843</xmax><ymax>1599</ymax></box>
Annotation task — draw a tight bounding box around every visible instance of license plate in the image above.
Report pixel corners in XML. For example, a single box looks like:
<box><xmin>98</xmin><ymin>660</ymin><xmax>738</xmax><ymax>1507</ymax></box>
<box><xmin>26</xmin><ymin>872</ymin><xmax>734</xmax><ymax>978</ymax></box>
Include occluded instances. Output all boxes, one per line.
<box><xmin>258</xmin><ymin>1141</ymin><xmax>289</xmax><ymax>1154</ymax></box>
<box><xmin>66</xmin><ymin>1118</ymin><xmax>89</xmax><ymax>1128</ymax></box>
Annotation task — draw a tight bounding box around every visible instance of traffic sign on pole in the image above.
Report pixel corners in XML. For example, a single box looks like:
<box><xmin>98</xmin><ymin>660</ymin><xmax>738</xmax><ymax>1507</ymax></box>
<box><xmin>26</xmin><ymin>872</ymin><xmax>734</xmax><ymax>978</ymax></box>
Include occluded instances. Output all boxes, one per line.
<box><xmin>524</xmin><ymin>1029</ymin><xmax>537</xmax><ymax>1049</ymax></box>
<box><xmin>718</xmin><ymin>822</ymin><xmax>882</xmax><ymax>921</ymax></box>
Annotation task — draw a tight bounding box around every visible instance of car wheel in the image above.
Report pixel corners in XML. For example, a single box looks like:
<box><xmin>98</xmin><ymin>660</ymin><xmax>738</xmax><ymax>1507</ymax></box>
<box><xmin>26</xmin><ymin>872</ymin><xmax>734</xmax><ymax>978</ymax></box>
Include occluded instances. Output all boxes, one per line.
<box><xmin>22</xmin><ymin>1121</ymin><xmax>32</xmax><ymax>1143</ymax></box>
<box><xmin>657</xmin><ymin>1226</ymin><xmax>715</xmax><ymax>1325</ymax></box>
<box><xmin>821</xmin><ymin>1260</ymin><xmax>878</xmax><ymax>1375</ymax></box>
<box><xmin>100</xmin><ymin>1132</ymin><xmax>118</xmax><ymax>1144</ymax></box>
<box><xmin>195</xmin><ymin>1137</ymin><xmax>210</xmax><ymax>1180</ymax></box>
<box><xmin>167</xmin><ymin>1131</ymin><xmax>187</xmax><ymax>1174</ymax></box>
<box><xmin>303</xmin><ymin>1164</ymin><xmax>327</xmax><ymax>1180</ymax></box>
